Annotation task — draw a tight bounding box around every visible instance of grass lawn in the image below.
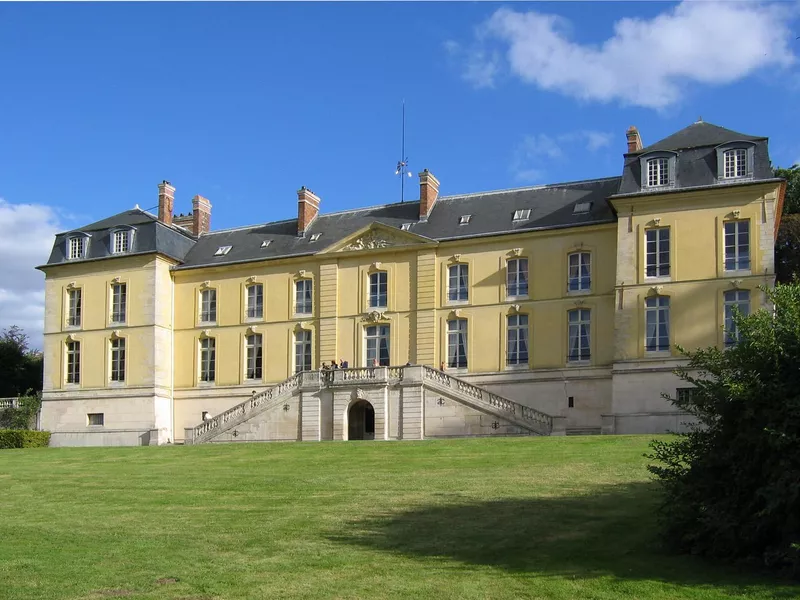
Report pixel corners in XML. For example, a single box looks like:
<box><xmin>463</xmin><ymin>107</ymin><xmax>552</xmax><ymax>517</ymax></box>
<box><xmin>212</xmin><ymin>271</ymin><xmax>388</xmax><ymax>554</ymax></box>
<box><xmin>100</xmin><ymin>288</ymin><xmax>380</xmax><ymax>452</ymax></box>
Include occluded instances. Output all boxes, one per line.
<box><xmin>0</xmin><ymin>436</ymin><xmax>796</xmax><ymax>600</ymax></box>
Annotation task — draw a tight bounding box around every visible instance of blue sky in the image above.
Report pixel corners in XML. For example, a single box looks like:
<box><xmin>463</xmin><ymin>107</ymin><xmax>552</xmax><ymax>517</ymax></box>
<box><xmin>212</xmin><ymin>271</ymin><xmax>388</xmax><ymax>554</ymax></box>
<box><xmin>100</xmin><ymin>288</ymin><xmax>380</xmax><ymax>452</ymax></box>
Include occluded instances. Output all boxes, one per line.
<box><xmin>1</xmin><ymin>1</ymin><xmax>799</xmax><ymax>344</ymax></box>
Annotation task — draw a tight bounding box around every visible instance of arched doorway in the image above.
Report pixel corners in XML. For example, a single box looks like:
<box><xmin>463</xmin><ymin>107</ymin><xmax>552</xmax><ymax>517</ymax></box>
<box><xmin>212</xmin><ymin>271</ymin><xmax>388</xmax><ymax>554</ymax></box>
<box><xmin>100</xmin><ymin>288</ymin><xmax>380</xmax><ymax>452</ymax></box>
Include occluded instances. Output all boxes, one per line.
<box><xmin>348</xmin><ymin>400</ymin><xmax>375</xmax><ymax>440</ymax></box>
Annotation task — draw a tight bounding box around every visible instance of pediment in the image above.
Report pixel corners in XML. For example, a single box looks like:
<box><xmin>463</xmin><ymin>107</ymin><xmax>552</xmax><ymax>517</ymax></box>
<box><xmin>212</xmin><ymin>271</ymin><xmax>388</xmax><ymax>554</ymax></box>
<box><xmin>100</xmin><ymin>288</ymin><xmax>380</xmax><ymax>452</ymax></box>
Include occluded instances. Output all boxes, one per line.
<box><xmin>319</xmin><ymin>222</ymin><xmax>436</xmax><ymax>254</ymax></box>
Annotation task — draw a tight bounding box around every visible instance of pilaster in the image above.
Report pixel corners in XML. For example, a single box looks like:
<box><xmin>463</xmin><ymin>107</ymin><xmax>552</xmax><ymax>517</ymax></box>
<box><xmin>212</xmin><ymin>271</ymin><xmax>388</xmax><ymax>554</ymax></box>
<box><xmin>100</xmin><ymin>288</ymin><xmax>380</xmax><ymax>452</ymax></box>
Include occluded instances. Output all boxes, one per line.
<box><xmin>318</xmin><ymin>261</ymin><xmax>338</xmax><ymax>364</ymax></box>
<box><xmin>415</xmin><ymin>251</ymin><xmax>437</xmax><ymax>366</ymax></box>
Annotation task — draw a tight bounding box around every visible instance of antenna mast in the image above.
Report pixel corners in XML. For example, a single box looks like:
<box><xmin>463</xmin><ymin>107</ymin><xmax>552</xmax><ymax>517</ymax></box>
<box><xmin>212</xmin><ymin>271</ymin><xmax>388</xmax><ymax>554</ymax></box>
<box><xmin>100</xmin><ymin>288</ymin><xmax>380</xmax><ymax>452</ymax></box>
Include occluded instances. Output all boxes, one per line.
<box><xmin>395</xmin><ymin>100</ymin><xmax>412</xmax><ymax>202</ymax></box>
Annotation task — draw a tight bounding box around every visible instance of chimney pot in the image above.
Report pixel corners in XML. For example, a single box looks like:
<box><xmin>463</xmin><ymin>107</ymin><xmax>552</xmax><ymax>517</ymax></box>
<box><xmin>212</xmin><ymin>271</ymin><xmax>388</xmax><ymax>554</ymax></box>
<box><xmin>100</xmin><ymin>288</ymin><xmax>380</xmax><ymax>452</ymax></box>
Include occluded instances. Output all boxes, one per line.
<box><xmin>297</xmin><ymin>187</ymin><xmax>321</xmax><ymax>236</ymax></box>
<box><xmin>626</xmin><ymin>126</ymin><xmax>643</xmax><ymax>153</ymax></box>
<box><xmin>418</xmin><ymin>169</ymin><xmax>440</xmax><ymax>221</ymax></box>
<box><xmin>157</xmin><ymin>181</ymin><xmax>176</xmax><ymax>225</ymax></box>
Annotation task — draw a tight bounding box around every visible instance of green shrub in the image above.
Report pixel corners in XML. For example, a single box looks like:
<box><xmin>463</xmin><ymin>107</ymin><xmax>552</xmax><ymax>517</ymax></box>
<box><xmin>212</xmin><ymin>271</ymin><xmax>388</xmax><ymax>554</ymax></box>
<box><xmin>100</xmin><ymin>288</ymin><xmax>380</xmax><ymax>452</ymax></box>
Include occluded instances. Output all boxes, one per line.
<box><xmin>0</xmin><ymin>392</ymin><xmax>42</xmax><ymax>429</ymax></box>
<box><xmin>0</xmin><ymin>429</ymin><xmax>50</xmax><ymax>449</ymax></box>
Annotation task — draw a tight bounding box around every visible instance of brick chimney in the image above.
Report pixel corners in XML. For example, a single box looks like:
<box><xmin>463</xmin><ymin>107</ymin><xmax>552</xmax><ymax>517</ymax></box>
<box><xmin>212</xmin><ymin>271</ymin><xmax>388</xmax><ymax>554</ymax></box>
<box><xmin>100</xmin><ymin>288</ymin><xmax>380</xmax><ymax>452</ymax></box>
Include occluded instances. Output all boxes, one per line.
<box><xmin>173</xmin><ymin>213</ymin><xmax>194</xmax><ymax>234</ymax></box>
<box><xmin>297</xmin><ymin>187</ymin><xmax>320</xmax><ymax>236</ymax></box>
<box><xmin>626</xmin><ymin>126</ymin><xmax>643</xmax><ymax>153</ymax></box>
<box><xmin>418</xmin><ymin>169</ymin><xmax>440</xmax><ymax>221</ymax></box>
<box><xmin>192</xmin><ymin>195</ymin><xmax>212</xmax><ymax>236</ymax></box>
<box><xmin>157</xmin><ymin>181</ymin><xmax>175</xmax><ymax>225</ymax></box>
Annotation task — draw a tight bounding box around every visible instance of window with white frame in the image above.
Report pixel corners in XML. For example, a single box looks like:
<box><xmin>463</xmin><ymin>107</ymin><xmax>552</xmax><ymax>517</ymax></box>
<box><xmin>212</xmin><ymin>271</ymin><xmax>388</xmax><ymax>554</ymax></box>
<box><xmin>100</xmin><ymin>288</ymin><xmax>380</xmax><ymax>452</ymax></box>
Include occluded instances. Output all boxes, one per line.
<box><xmin>245</xmin><ymin>333</ymin><xmax>263</xmax><ymax>379</ymax></box>
<box><xmin>567</xmin><ymin>309</ymin><xmax>590</xmax><ymax>362</ymax></box>
<box><xmin>365</xmin><ymin>325</ymin><xmax>390</xmax><ymax>367</ymax></box>
<box><xmin>200</xmin><ymin>337</ymin><xmax>216</xmax><ymax>382</ymax></box>
<box><xmin>369</xmin><ymin>272</ymin><xmax>388</xmax><ymax>309</ymax></box>
<box><xmin>295</xmin><ymin>279</ymin><xmax>313</xmax><ymax>315</ymax></box>
<box><xmin>646</xmin><ymin>228</ymin><xmax>670</xmax><ymax>278</ymax></box>
<box><xmin>723</xmin><ymin>149</ymin><xmax>747</xmax><ymax>179</ymax></box>
<box><xmin>447</xmin><ymin>319</ymin><xmax>468</xmax><ymax>369</ymax></box>
<box><xmin>645</xmin><ymin>296</ymin><xmax>670</xmax><ymax>352</ymax></box>
<box><xmin>568</xmin><ymin>252</ymin><xmax>591</xmax><ymax>292</ymax></box>
<box><xmin>647</xmin><ymin>158</ymin><xmax>670</xmax><ymax>187</ymax></box>
<box><xmin>110</xmin><ymin>338</ymin><xmax>125</xmax><ymax>382</ymax></box>
<box><xmin>246</xmin><ymin>283</ymin><xmax>263</xmax><ymax>319</ymax></box>
<box><xmin>507</xmin><ymin>258</ymin><xmax>529</xmax><ymax>298</ymax></box>
<box><xmin>507</xmin><ymin>314</ymin><xmax>529</xmax><ymax>367</ymax></box>
<box><xmin>66</xmin><ymin>340</ymin><xmax>81</xmax><ymax>384</ymax></box>
<box><xmin>112</xmin><ymin>230</ymin><xmax>131</xmax><ymax>254</ymax></box>
<box><xmin>724</xmin><ymin>221</ymin><xmax>750</xmax><ymax>271</ymax></box>
<box><xmin>200</xmin><ymin>289</ymin><xmax>217</xmax><ymax>323</ymax></box>
<box><xmin>68</xmin><ymin>236</ymin><xmax>86</xmax><ymax>260</ymax></box>
<box><xmin>676</xmin><ymin>388</ymin><xmax>696</xmax><ymax>403</ymax></box>
<box><xmin>724</xmin><ymin>289</ymin><xmax>750</xmax><ymax>347</ymax></box>
<box><xmin>67</xmin><ymin>288</ymin><xmax>82</xmax><ymax>327</ymax></box>
<box><xmin>448</xmin><ymin>264</ymin><xmax>469</xmax><ymax>303</ymax></box>
<box><xmin>294</xmin><ymin>330</ymin><xmax>312</xmax><ymax>373</ymax></box>
<box><xmin>111</xmin><ymin>283</ymin><xmax>126</xmax><ymax>324</ymax></box>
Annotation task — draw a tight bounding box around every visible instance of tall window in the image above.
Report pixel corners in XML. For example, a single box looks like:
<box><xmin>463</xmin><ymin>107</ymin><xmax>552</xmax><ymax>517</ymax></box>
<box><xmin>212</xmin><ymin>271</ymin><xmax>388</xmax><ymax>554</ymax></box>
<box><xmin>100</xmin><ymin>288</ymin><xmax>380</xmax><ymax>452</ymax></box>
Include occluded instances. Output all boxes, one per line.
<box><xmin>507</xmin><ymin>258</ymin><xmax>529</xmax><ymax>298</ymax></box>
<box><xmin>110</xmin><ymin>338</ymin><xmax>125</xmax><ymax>382</ymax></box>
<box><xmin>246</xmin><ymin>284</ymin><xmax>263</xmax><ymax>319</ymax></box>
<box><xmin>724</xmin><ymin>221</ymin><xmax>750</xmax><ymax>271</ymax></box>
<box><xmin>723</xmin><ymin>149</ymin><xmax>747</xmax><ymax>179</ymax></box>
<box><xmin>67</xmin><ymin>288</ymin><xmax>82</xmax><ymax>327</ymax></box>
<box><xmin>645</xmin><ymin>296</ymin><xmax>670</xmax><ymax>352</ymax></box>
<box><xmin>568</xmin><ymin>252</ymin><xmax>591</xmax><ymax>292</ymax></box>
<box><xmin>66</xmin><ymin>340</ymin><xmax>81</xmax><ymax>384</ymax></box>
<box><xmin>647</xmin><ymin>158</ymin><xmax>669</xmax><ymax>187</ymax></box>
<box><xmin>112</xmin><ymin>230</ymin><xmax>130</xmax><ymax>254</ymax></box>
<box><xmin>447</xmin><ymin>319</ymin><xmax>468</xmax><ymax>369</ymax></box>
<box><xmin>200</xmin><ymin>289</ymin><xmax>217</xmax><ymax>323</ymax></box>
<box><xmin>507</xmin><ymin>314</ymin><xmax>529</xmax><ymax>367</ymax></box>
<box><xmin>646</xmin><ymin>228</ymin><xmax>670</xmax><ymax>278</ymax></box>
<box><xmin>68</xmin><ymin>236</ymin><xmax>85</xmax><ymax>259</ymax></box>
<box><xmin>200</xmin><ymin>338</ymin><xmax>216</xmax><ymax>382</ymax></box>
<box><xmin>111</xmin><ymin>283</ymin><xmax>126</xmax><ymax>324</ymax></box>
<box><xmin>295</xmin><ymin>279</ymin><xmax>313</xmax><ymax>315</ymax></box>
<box><xmin>724</xmin><ymin>289</ymin><xmax>750</xmax><ymax>347</ymax></box>
<box><xmin>365</xmin><ymin>325</ymin><xmax>390</xmax><ymax>366</ymax></box>
<box><xmin>567</xmin><ymin>309</ymin><xmax>590</xmax><ymax>362</ymax></box>
<box><xmin>294</xmin><ymin>330</ymin><xmax>312</xmax><ymax>373</ymax></box>
<box><xmin>448</xmin><ymin>264</ymin><xmax>469</xmax><ymax>303</ymax></box>
<box><xmin>245</xmin><ymin>333</ymin><xmax>263</xmax><ymax>379</ymax></box>
<box><xmin>369</xmin><ymin>272</ymin><xmax>388</xmax><ymax>308</ymax></box>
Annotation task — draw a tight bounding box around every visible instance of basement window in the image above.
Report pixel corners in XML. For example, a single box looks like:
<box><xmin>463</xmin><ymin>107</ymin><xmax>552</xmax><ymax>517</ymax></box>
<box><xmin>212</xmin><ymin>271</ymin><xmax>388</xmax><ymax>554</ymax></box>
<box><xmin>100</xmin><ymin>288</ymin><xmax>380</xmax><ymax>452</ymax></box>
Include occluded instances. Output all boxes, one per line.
<box><xmin>400</xmin><ymin>223</ymin><xmax>412</xmax><ymax>231</ymax></box>
<box><xmin>261</xmin><ymin>240</ymin><xmax>272</xmax><ymax>248</ymax></box>
<box><xmin>214</xmin><ymin>246</ymin><xmax>232</xmax><ymax>256</ymax></box>
<box><xmin>513</xmin><ymin>209</ymin><xmax>531</xmax><ymax>221</ymax></box>
<box><xmin>309</xmin><ymin>233</ymin><xmax>322</xmax><ymax>242</ymax></box>
<box><xmin>459</xmin><ymin>215</ymin><xmax>472</xmax><ymax>225</ymax></box>
<box><xmin>573</xmin><ymin>202</ymin><xmax>592</xmax><ymax>214</ymax></box>
<box><xmin>87</xmin><ymin>413</ymin><xmax>104</xmax><ymax>426</ymax></box>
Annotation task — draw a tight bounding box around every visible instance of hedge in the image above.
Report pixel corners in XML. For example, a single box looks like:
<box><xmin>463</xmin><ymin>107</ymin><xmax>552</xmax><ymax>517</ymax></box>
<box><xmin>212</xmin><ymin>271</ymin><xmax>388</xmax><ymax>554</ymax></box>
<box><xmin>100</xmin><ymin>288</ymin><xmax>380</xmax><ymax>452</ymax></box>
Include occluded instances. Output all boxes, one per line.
<box><xmin>0</xmin><ymin>430</ymin><xmax>50</xmax><ymax>449</ymax></box>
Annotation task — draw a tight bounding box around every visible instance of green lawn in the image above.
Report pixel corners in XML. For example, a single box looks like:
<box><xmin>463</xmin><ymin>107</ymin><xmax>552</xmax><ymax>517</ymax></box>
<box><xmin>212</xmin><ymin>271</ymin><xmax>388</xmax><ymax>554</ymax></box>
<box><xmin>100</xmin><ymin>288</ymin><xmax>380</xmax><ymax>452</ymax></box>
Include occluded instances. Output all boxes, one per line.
<box><xmin>0</xmin><ymin>436</ymin><xmax>796</xmax><ymax>600</ymax></box>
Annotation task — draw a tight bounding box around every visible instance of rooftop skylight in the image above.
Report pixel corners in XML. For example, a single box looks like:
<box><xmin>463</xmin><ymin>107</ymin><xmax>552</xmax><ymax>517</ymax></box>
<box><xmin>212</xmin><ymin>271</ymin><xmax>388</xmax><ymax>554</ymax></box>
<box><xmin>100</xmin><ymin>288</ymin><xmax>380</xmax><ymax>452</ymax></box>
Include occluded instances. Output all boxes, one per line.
<box><xmin>513</xmin><ymin>209</ymin><xmax>531</xmax><ymax>221</ymax></box>
<box><xmin>459</xmin><ymin>215</ymin><xmax>472</xmax><ymax>225</ymax></box>
<box><xmin>214</xmin><ymin>246</ymin><xmax>232</xmax><ymax>256</ymax></box>
<box><xmin>310</xmin><ymin>233</ymin><xmax>322</xmax><ymax>242</ymax></box>
<box><xmin>573</xmin><ymin>202</ymin><xmax>592</xmax><ymax>214</ymax></box>
<box><xmin>261</xmin><ymin>240</ymin><xmax>272</xmax><ymax>248</ymax></box>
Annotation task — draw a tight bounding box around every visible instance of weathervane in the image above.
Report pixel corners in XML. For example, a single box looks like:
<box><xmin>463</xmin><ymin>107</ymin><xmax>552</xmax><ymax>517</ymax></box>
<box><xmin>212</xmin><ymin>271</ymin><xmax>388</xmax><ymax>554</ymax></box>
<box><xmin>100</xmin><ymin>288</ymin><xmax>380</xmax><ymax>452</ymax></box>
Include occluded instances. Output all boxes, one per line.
<box><xmin>395</xmin><ymin>100</ymin><xmax>413</xmax><ymax>202</ymax></box>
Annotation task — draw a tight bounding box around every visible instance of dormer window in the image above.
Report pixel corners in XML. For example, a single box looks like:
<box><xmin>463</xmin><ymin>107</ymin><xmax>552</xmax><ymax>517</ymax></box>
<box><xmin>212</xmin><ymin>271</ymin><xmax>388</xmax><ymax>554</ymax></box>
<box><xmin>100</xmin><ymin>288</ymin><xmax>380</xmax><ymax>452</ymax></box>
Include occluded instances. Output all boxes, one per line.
<box><xmin>647</xmin><ymin>158</ymin><xmax>669</xmax><ymax>187</ymax></box>
<box><xmin>214</xmin><ymin>246</ymin><xmax>232</xmax><ymax>256</ymax></box>
<box><xmin>716</xmin><ymin>142</ymin><xmax>754</xmax><ymax>182</ymax></box>
<box><xmin>112</xmin><ymin>230</ymin><xmax>132</xmax><ymax>254</ymax></box>
<box><xmin>512</xmin><ymin>209</ymin><xmax>531</xmax><ymax>221</ymax></box>
<box><xmin>459</xmin><ymin>215</ymin><xmax>471</xmax><ymax>225</ymax></box>
<box><xmin>640</xmin><ymin>151</ymin><xmax>676</xmax><ymax>190</ymax></box>
<box><xmin>724</xmin><ymin>149</ymin><xmax>746</xmax><ymax>179</ymax></box>
<box><xmin>310</xmin><ymin>233</ymin><xmax>322</xmax><ymax>242</ymax></box>
<box><xmin>68</xmin><ymin>235</ymin><xmax>87</xmax><ymax>260</ymax></box>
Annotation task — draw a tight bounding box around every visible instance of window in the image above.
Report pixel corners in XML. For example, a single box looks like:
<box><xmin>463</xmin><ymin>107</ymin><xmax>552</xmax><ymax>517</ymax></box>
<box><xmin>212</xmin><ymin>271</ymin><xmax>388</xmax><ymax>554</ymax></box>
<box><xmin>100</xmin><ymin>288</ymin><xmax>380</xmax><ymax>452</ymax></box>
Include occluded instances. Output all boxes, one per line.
<box><xmin>645</xmin><ymin>296</ymin><xmax>670</xmax><ymax>352</ymax></box>
<box><xmin>459</xmin><ymin>215</ymin><xmax>472</xmax><ymax>225</ymax></box>
<box><xmin>295</xmin><ymin>279</ymin><xmax>313</xmax><ymax>315</ymax></box>
<box><xmin>200</xmin><ymin>289</ymin><xmax>217</xmax><ymax>323</ymax></box>
<box><xmin>112</xmin><ymin>230</ymin><xmax>131</xmax><ymax>254</ymax></box>
<box><xmin>676</xmin><ymin>388</ymin><xmax>696</xmax><ymax>403</ymax></box>
<box><xmin>448</xmin><ymin>264</ymin><xmax>469</xmax><ymax>303</ymax></box>
<box><xmin>567</xmin><ymin>309</ymin><xmax>590</xmax><ymax>362</ymax></box>
<box><xmin>568</xmin><ymin>252</ymin><xmax>591</xmax><ymax>292</ymax></box>
<box><xmin>310</xmin><ymin>233</ymin><xmax>322</xmax><ymax>242</ymax></box>
<box><xmin>294</xmin><ymin>330</ymin><xmax>312</xmax><ymax>373</ymax></box>
<box><xmin>507</xmin><ymin>314</ymin><xmax>529</xmax><ymax>367</ymax></box>
<box><xmin>369</xmin><ymin>272</ymin><xmax>388</xmax><ymax>308</ymax></box>
<box><xmin>723</xmin><ymin>148</ymin><xmax>747</xmax><ymax>179</ymax></box>
<box><xmin>246</xmin><ymin>284</ymin><xmax>263</xmax><ymax>319</ymax></box>
<box><xmin>513</xmin><ymin>209</ymin><xmax>531</xmax><ymax>221</ymax></box>
<box><xmin>200</xmin><ymin>338</ymin><xmax>216</xmax><ymax>382</ymax></box>
<box><xmin>724</xmin><ymin>221</ymin><xmax>750</xmax><ymax>271</ymax></box>
<box><xmin>66</xmin><ymin>340</ymin><xmax>81</xmax><ymax>384</ymax></box>
<box><xmin>110</xmin><ymin>338</ymin><xmax>125</xmax><ymax>382</ymax></box>
<box><xmin>87</xmin><ymin>413</ymin><xmax>104</xmax><ymax>426</ymax></box>
<box><xmin>68</xmin><ymin>236</ymin><xmax>86</xmax><ymax>259</ymax></box>
<box><xmin>447</xmin><ymin>319</ymin><xmax>468</xmax><ymax>369</ymax></box>
<box><xmin>724</xmin><ymin>289</ymin><xmax>750</xmax><ymax>347</ymax></box>
<box><xmin>647</xmin><ymin>158</ymin><xmax>669</xmax><ymax>187</ymax></box>
<box><xmin>214</xmin><ymin>246</ymin><xmax>232</xmax><ymax>256</ymax></box>
<box><xmin>111</xmin><ymin>283</ymin><xmax>126</xmax><ymax>324</ymax></box>
<box><xmin>507</xmin><ymin>258</ymin><xmax>529</xmax><ymax>298</ymax></box>
<box><xmin>261</xmin><ymin>240</ymin><xmax>272</xmax><ymax>248</ymax></box>
<box><xmin>365</xmin><ymin>325</ymin><xmax>390</xmax><ymax>366</ymax></box>
<box><xmin>67</xmin><ymin>288</ymin><xmax>82</xmax><ymax>327</ymax></box>
<box><xmin>646</xmin><ymin>228</ymin><xmax>670</xmax><ymax>278</ymax></box>
<box><xmin>400</xmin><ymin>223</ymin><xmax>412</xmax><ymax>231</ymax></box>
<box><xmin>573</xmin><ymin>202</ymin><xmax>592</xmax><ymax>214</ymax></box>
<box><xmin>245</xmin><ymin>334</ymin><xmax>263</xmax><ymax>379</ymax></box>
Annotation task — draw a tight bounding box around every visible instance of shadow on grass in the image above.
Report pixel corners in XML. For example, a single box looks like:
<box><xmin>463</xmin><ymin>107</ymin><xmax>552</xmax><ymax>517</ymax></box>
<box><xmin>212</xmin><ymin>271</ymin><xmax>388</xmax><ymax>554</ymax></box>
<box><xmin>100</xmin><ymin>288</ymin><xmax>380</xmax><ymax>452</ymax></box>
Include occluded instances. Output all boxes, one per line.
<box><xmin>328</xmin><ymin>481</ymin><xmax>798</xmax><ymax>594</ymax></box>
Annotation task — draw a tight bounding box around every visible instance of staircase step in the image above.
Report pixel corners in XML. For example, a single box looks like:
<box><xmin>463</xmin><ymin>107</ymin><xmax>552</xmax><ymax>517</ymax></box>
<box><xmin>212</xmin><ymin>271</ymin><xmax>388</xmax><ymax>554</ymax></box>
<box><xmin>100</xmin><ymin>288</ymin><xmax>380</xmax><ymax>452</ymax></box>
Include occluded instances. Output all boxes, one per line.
<box><xmin>565</xmin><ymin>427</ymin><xmax>602</xmax><ymax>436</ymax></box>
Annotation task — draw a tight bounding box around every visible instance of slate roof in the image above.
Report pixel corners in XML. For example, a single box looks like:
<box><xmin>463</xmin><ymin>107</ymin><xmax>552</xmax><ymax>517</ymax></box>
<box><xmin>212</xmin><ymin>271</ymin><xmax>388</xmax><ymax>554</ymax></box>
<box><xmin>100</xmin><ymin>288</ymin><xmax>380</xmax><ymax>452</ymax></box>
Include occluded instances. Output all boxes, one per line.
<box><xmin>631</xmin><ymin>121</ymin><xmax>765</xmax><ymax>155</ymax></box>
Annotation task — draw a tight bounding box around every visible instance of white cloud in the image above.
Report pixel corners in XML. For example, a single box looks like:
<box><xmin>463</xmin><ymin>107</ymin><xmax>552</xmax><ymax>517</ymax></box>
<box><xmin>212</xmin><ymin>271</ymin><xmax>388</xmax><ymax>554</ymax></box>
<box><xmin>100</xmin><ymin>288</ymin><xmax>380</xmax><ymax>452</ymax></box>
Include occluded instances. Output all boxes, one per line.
<box><xmin>512</xmin><ymin>130</ymin><xmax>612</xmax><ymax>182</ymax></box>
<box><xmin>0</xmin><ymin>199</ymin><xmax>64</xmax><ymax>349</ymax></box>
<box><xmin>461</xmin><ymin>2</ymin><xmax>797</xmax><ymax>109</ymax></box>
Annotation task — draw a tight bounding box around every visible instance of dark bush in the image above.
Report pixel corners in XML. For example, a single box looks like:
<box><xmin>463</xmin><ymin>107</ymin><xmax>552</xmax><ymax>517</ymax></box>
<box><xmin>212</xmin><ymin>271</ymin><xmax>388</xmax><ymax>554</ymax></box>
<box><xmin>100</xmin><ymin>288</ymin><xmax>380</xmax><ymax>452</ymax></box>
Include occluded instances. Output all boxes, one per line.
<box><xmin>0</xmin><ymin>392</ymin><xmax>41</xmax><ymax>430</ymax></box>
<box><xmin>0</xmin><ymin>429</ymin><xmax>51</xmax><ymax>449</ymax></box>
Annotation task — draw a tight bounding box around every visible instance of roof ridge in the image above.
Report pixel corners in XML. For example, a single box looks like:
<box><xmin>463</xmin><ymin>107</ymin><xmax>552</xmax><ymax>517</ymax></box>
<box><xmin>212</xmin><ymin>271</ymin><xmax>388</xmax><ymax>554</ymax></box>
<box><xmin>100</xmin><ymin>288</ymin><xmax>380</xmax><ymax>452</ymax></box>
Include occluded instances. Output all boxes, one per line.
<box><xmin>438</xmin><ymin>176</ymin><xmax>621</xmax><ymax>201</ymax></box>
<box><xmin>201</xmin><ymin>217</ymin><xmax>297</xmax><ymax>236</ymax></box>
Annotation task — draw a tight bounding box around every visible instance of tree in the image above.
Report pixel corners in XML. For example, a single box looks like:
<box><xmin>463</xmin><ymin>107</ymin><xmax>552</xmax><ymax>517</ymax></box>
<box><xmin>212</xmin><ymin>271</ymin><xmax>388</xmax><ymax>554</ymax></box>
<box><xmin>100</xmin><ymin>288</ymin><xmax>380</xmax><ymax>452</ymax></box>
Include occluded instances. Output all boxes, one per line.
<box><xmin>775</xmin><ymin>165</ymin><xmax>800</xmax><ymax>215</ymax></box>
<box><xmin>0</xmin><ymin>326</ymin><xmax>43</xmax><ymax>398</ymax></box>
<box><xmin>648</xmin><ymin>283</ymin><xmax>800</xmax><ymax>576</ymax></box>
<box><xmin>775</xmin><ymin>166</ymin><xmax>800</xmax><ymax>283</ymax></box>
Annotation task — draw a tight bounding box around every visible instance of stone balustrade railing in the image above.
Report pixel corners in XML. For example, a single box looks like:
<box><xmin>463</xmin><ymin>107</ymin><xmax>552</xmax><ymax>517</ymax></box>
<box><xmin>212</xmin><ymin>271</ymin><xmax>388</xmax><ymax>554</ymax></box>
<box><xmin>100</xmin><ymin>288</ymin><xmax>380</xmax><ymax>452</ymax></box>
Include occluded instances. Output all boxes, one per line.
<box><xmin>0</xmin><ymin>398</ymin><xmax>19</xmax><ymax>409</ymax></box>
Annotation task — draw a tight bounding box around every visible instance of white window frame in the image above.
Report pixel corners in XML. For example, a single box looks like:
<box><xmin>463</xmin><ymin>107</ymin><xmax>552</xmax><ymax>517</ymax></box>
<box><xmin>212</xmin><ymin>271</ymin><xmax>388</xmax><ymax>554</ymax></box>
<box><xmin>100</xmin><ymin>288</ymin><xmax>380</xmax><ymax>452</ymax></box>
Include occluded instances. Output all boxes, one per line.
<box><xmin>645</xmin><ymin>228</ymin><xmax>670</xmax><ymax>278</ymax></box>
<box><xmin>200</xmin><ymin>289</ymin><xmax>217</xmax><ymax>324</ymax></box>
<box><xmin>368</xmin><ymin>271</ymin><xmax>388</xmax><ymax>309</ymax></box>
<box><xmin>506</xmin><ymin>258</ymin><xmax>529</xmax><ymax>299</ymax></box>
<box><xmin>724</xmin><ymin>289</ymin><xmax>750</xmax><ymax>347</ymax></box>
<box><xmin>294</xmin><ymin>329</ymin><xmax>312</xmax><ymax>373</ymax></box>
<box><xmin>447</xmin><ymin>264</ymin><xmax>469</xmax><ymax>304</ymax></box>
<box><xmin>447</xmin><ymin>319</ymin><xmax>468</xmax><ymax>370</ymax></box>
<box><xmin>506</xmin><ymin>314</ymin><xmax>529</xmax><ymax>368</ymax></box>
<box><xmin>724</xmin><ymin>221</ymin><xmax>750</xmax><ymax>272</ymax></box>
<box><xmin>112</xmin><ymin>230</ymin><xmax>131</xmax><ymax>254</ymax></box>
<box><xmin>723</xmin><ymin>148</ymin><xmax>747</xmax><ymax>179</ymax></box>
<box><xmin>567</xmin><ymin>309</ymin><xmax>591</xmax><ymax>364</ymax></box>
<box><xmin>295</xmin><ymin>279</ymin><xmax>313</xmax><ymax>315</ymax></box>
<box><xmin>110</xmin><ymin>283</ymin><xmax>126</xmax><ymax>324</ymax></box>
<box><xmin>365</xmin><ymin>324</ymin><xmax>390</xmax><ymax>367</ymax></box>
<box><xmin>66</xmin><ymin>340</ymin><xmax>81</xmax><ymax>384</ymax></box>
<box><xmin>199</xmin><ymin>337</ymin><xmax>216</xmax><ymax>383</ymax></box>
<box><xmin>68</xmin><ymin>236</ymin><xmax>86</xmax><ymax>260</ymax></box>
<box><xmin>245</xmin><ymin>283</ymin><xmax>264</xmax><ymax>320</ymax></box>
<box><xmin>110</xmin><ymin>337</ymin><xmax>125</xmax><ymax>382</ymax></box>
<box><xmin>245</xmin><ymin>333</ymin><xmax>263</xmax><ymax>380</ymax></box>
<box><xmin>567</xmin><ymin>252</ymin><xmax>591</xmax><ymax>292</ymax></box>
<box><xmin>214</xmin><ymin>246</ymin><xmax>232</xmax><ymax>256</ymax></box>
<box><xmin>67</xmin><ymin>288</ymin><xmax>82</xmax><ymax>328</ymax></box>
<box><xmin>647</xmin><ymin>157</ymin><xmax>669</xmax><ymax>187</ymax></box>
<box><xmin>645</xmin><ymin>296</ymin><xmax>670</xmax><ymax>353</ymax></box>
